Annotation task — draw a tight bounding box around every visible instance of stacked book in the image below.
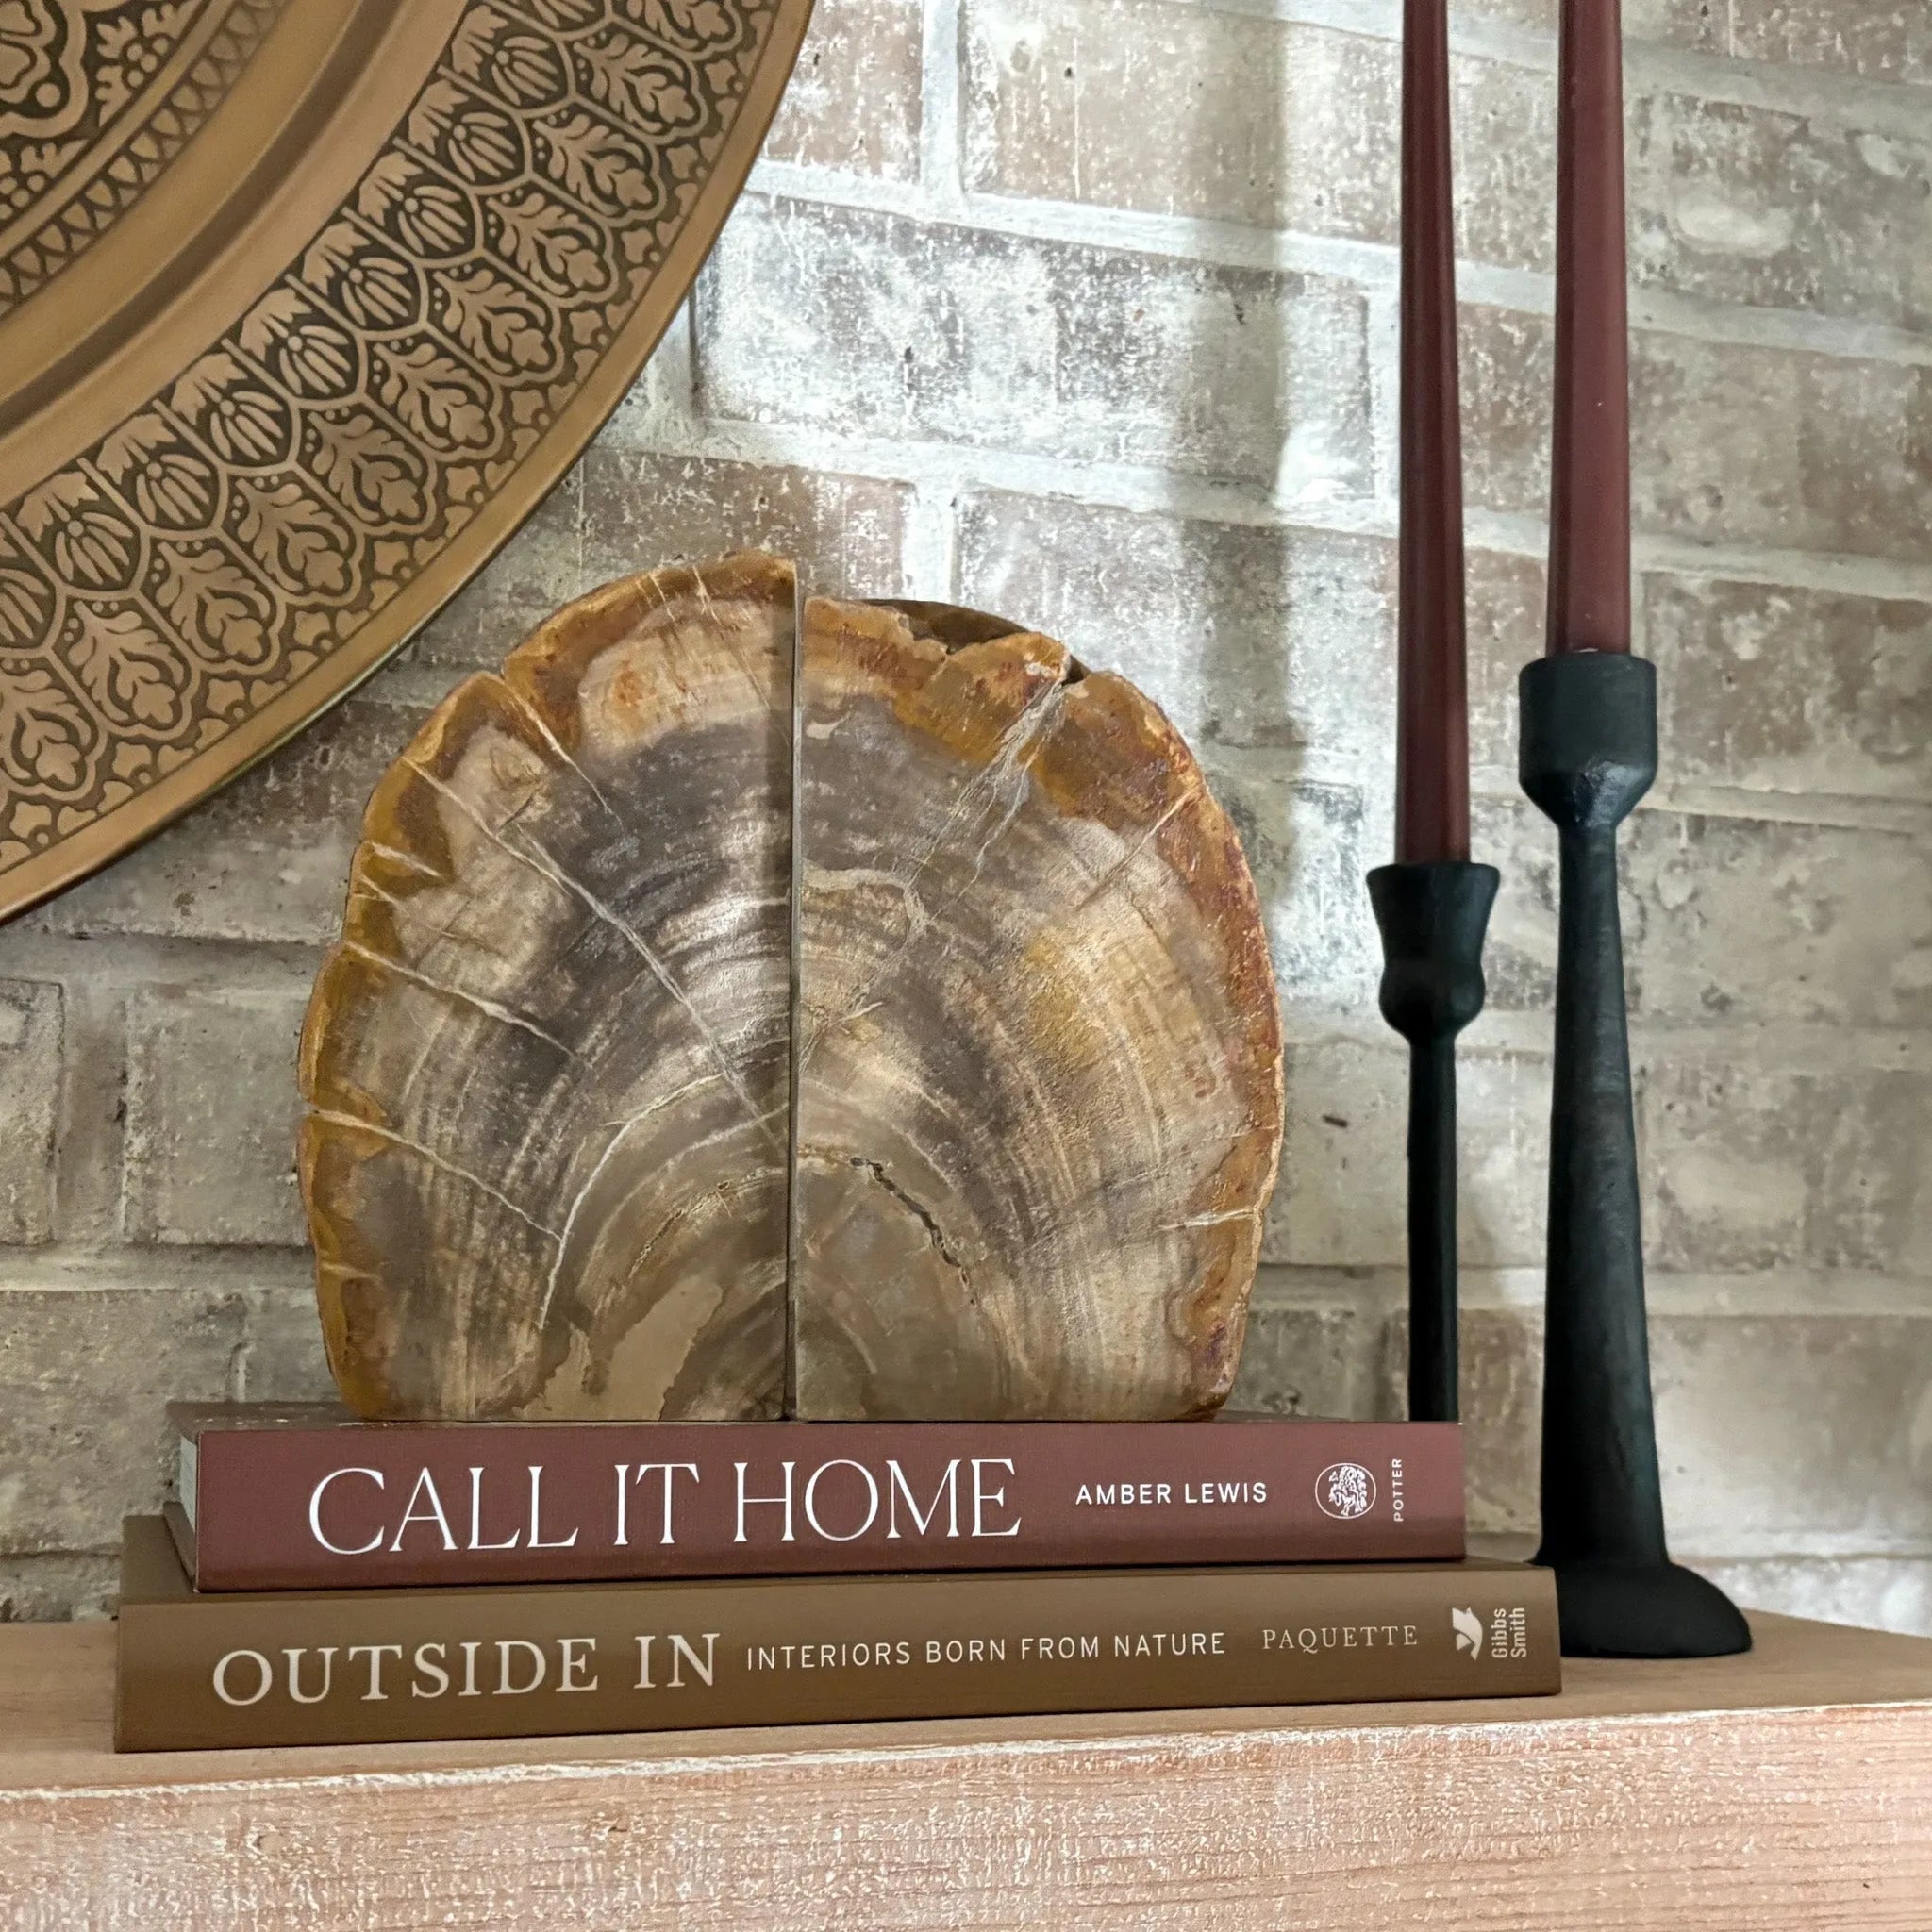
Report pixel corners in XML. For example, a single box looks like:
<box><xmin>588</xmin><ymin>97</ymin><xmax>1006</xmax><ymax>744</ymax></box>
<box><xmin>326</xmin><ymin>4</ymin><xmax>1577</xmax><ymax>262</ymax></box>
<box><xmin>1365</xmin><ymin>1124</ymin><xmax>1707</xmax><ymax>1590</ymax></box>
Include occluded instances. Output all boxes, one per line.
<box><xmin>116</xmin><ymin>1408</ymin><xmax>1559</xmax><ymax>1750</ymax></box>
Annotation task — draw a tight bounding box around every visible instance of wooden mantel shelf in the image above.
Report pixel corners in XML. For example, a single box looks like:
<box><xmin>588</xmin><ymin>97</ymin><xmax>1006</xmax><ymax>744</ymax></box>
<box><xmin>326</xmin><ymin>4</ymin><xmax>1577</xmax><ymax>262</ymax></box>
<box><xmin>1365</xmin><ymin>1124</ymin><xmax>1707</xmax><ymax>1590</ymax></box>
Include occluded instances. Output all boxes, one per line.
<box><xmin>2</xmin><ymin>1613</ymin><xmax>1929</xmax><ymax>1928</ymax></box>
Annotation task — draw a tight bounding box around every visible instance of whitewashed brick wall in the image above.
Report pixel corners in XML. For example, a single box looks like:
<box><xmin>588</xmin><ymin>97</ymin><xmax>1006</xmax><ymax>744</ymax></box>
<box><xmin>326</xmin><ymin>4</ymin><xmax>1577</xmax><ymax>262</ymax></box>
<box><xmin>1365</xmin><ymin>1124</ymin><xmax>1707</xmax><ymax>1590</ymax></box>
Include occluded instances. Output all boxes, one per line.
<box><xmin>0</xmin><ymin>0</ymin><xmax>1926</xmax><ymax>1628</ymax></box>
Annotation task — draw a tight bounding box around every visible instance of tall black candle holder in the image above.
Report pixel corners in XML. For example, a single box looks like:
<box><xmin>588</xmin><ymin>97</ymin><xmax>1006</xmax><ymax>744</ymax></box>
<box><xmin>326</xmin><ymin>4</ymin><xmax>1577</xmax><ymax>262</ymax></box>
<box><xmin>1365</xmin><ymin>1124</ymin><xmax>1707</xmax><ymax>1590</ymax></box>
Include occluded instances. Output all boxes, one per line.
<box><xmin>1368</xmin><ymin>860</ymin><xmax>1499</xmax><ymax>1423</ymax></box>
<box><xmin>1520</xmin><ymin>649</ymin><xmax>1750</xmax><ymax>1658</ymax></box>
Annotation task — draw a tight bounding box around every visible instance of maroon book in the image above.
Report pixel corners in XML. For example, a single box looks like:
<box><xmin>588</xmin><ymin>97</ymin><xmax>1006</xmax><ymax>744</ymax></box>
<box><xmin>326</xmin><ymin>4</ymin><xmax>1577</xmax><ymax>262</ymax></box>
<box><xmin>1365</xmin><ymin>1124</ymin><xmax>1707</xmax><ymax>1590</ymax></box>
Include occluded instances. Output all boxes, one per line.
<box><xmin>165</xmin><ymin>1404</ymin><xmax>1465</xmax><ymax>1591</ymax></box>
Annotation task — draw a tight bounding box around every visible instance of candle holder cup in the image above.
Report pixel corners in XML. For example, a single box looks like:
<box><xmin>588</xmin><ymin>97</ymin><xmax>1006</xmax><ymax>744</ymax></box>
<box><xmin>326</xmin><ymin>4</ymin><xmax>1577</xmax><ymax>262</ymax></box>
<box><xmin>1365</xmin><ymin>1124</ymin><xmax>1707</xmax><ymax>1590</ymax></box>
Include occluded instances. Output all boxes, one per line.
<box><xmin>1520</xmin><ymin>649</ymin><xmax>1750</xmax><ymax>1658</ymax></box>
<box><xmin>1368</xmin><ymin>860</ymin><xmax>1499</xmax><ymax>1424</ymax></box>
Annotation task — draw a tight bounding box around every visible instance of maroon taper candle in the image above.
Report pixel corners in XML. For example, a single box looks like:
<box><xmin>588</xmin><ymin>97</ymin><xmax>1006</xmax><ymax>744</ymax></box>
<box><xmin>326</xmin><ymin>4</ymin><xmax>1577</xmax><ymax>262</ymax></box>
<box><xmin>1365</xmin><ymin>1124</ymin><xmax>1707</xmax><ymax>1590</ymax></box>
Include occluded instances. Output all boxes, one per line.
<box><xmin>1374</xmin><ymin>0</ymin><xmax>1498</xmax><ymax>1425</ymax></box>
<box><xmin>1394</xmin><ymin>0</ymin><xmax>1470</xmax><ymax>863</ymax></box>
<box><xmin>1546</xmin><ymin>0</ymin><xmax>1631</xmax><ymax>657</ymax></box>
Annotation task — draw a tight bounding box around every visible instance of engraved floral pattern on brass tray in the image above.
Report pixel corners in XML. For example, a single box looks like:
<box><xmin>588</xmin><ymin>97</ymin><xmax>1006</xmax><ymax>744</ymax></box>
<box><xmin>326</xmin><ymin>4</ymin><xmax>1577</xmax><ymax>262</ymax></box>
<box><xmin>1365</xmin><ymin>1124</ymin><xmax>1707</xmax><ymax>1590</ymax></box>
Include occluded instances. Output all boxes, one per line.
<box><xmin>0</xmin><ymin>0</ymin><xmax>809</xmax><ymax>918</ymax></box>
<box><xmin>0</xmin><ymin>1</ymin><xmax>292</xmax><ymax>312</ymax></box>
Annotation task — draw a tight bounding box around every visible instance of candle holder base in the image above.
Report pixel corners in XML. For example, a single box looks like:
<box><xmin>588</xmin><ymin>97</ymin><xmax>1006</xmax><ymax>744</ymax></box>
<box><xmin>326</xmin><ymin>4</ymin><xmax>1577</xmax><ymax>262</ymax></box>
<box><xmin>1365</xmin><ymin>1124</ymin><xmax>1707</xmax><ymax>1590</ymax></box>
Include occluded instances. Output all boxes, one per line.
<box><xmin>1535</xmin><ymin>1555</ymin><xmax>1752</xmax><ymax>1659</ymax></box>
<box><xmin>1367</xmin><ymin>860</ymin><xmax>1499</xmax><ymax>1424</ymax></box>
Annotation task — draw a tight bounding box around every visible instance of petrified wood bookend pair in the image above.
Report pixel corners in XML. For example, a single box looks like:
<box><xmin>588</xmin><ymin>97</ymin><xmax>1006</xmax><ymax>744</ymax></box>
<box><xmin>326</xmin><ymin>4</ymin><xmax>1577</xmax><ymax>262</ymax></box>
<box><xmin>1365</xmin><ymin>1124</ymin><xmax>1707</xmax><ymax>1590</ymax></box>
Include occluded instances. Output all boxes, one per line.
<box><xmin>301</xmin><ymin>556</ymin><xmax>1283</xmax><ymax>1423</ymax></box>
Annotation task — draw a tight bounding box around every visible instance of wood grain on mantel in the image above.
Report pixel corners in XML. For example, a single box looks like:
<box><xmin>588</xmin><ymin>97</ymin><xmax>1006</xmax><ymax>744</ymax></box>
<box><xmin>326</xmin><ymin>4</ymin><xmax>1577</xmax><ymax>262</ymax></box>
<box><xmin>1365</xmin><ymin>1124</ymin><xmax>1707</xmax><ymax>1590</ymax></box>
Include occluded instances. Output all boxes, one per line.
<box><xmin>2</xmin><ymin>1614</ymin><xmax>1929</xmax><ymax>1928</ymax></box>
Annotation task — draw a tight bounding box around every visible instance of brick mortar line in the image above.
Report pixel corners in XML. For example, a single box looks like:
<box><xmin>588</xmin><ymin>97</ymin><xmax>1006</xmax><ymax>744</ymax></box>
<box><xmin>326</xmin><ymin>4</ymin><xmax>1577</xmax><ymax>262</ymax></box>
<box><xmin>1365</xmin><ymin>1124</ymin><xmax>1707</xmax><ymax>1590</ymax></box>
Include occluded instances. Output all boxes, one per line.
<box><xmin>1281</xmin><ymin>1006</ymin><xmax>1932</xmax><ymax>1070</ymax></box>
<box><xmin>1460</xmin><ymin>505</ymin><xmax>1932</xmax><ymax>602</ymax></box>
<box><xmin>646</xmin><ymin>276</ymin><xmax>1932</xmax><ymax>600</ymax></box>
<box><xmin>1627</xmin><ymin>535</ymin><xmax>1653</xmax><ymax>663</ymax></box>
<box><xmin>1648</xmin><ymin>1533</ymin><xmax>1932</xmax><ymax>1561</ymax></box>
<box><xmin>4</xmin><ymin>945</ymin><xmax>1923</xmax><ymax>1073</ymax></box>
<box><xmin>1627</xmin><ymin>34</ymin><xmax>1931</xmax><ymax>137</ymax></box>
<box><xmin>1480</xmin><ymin>774</ymin><xmax>1932</xmax><ymax>838</ymax></box>
<box><xmin>643</xmin><ymin>293</ymin><xmax>1932</xmax><ymax>598</ymax></box>
<box><xmin>1630</xmin><ymin>283</ymin><xmax>1932</xmax><ymax>368</ymax></box>
<box><xmin>40</xmin><ymin>638</ymin><xmax>1931</xmax><ymax>841</ymax></box>
<box><xmin>900</xmin><ymin>487</ymin><xmax>958</xmax><ymax>597</ymax></box>
<box><xmin>0</xmin><ymin>931</ymin><xmax>324</xmax><ymax>989</ymax></box>
<box><xmin>920</xmin><ymin>0</ymin><xmax>967</xmax><ymax>212</ymax></box>
<box><xmin>1622</xmin><ymin>38</ymin><xmax>1932</xmax><ymax>134</ymax></box>
<box><xmin>1196</xmin><ymin>741</ymin><xmax>1932</xmax><ymax>835</ymax></box>
<box><xmin>597</xmin><ymin>400</ymin><xmax>1932</xmax><ymax>605</ymax></box>
<box><xmin>1249</xmin><ymin>1263</ymin><xmax>1932</xmax><ymax>1319</ymax></box>
<box><xmin>7</xmin><ymin>924</ymin><xmax>1924</xmax><ymax>1067</ymax></box>
<box><xmin>1488</xmin><ymin>512</ymin><xmax>1932</xmax><ymax>602</ymax></box>
<box><xmin>737</xmin><ymin>164</ymin><xmax>1932</xmax><ymax>369</ymax></box>
<box><xmin>0</xmin><ymin>1251</ymin><xmax>1924</xmax><ymax>1319</ymax></box>
<box><xmin>1486</xmin><ymin>1019</ymin><xmax>1932</xmax><ymax>1071</ymax></box>
<box><xmin>1693</xmin><ymin>1543</ymin><xmax>1932</xmax><ymax>1565</ymax></box>
<box><xmin>1146</xmin><ymin>0</ymin><xmax>1932</xmax><ymax>135</ymax></box>
<box><xmin>1700</xmin><ymin>1545</ymin><xmax>1932</xmax><ymax>1560</ymax></box>
<box><xmin>0</xmin><ymin>1250</ymin><xmax>316</xmax><ymax>1292</ymax></box>
<box><xmin>626</xmin><ymin>314</ymin><xmax>698</xmax><ymax>454</ymax></box>
<box><xmin>1365</xmin><ymin>287</ymin><xmax>1401</xmax><ymax>520</ymax></box>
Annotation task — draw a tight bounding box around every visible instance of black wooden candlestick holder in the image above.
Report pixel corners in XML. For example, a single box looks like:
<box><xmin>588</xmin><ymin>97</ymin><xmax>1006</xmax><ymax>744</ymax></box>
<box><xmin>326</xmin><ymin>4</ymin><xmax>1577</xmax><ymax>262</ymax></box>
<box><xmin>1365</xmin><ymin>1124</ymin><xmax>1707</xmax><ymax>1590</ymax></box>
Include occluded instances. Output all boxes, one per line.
<box><xmin>1520</xmin><ymin>650</ymin><xmax>1750</xmax><ymax>1658</ymax></box>
<box><xmin>1368</xmin><ymin>859</ymin><xmax>1499</xmax><ymax>1423</ymax></box>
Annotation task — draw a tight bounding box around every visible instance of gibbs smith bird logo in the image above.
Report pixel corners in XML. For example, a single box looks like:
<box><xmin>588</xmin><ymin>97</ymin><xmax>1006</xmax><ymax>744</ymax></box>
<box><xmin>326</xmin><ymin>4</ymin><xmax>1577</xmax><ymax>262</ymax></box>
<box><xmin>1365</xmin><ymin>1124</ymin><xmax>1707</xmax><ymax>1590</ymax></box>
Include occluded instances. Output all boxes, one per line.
<box><xmin>1451</xmin><ymin>1607</ymin><xmax>1485</xmax><ymax>1658</ymax></box>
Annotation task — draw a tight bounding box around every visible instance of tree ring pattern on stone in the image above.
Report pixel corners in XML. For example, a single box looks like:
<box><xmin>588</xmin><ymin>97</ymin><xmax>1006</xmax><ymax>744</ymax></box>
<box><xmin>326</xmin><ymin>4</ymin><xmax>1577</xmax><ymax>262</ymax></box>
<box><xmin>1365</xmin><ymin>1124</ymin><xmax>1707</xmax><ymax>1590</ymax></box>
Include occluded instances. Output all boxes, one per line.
<box><xmin>299</xmin><ymin>555</ymin><xmax>1287</xmax><ymax>1423</ymax></box>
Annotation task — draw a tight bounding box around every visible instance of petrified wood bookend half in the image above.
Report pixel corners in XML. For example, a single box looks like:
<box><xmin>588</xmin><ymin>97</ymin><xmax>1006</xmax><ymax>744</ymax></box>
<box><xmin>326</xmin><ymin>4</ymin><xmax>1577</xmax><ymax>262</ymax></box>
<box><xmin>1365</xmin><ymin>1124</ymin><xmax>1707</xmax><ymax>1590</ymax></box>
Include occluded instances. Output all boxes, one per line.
<box><xmin>301</xmin><ymin>555</ymin><xmax>1284</xmax><ymax>1422</ymax></box>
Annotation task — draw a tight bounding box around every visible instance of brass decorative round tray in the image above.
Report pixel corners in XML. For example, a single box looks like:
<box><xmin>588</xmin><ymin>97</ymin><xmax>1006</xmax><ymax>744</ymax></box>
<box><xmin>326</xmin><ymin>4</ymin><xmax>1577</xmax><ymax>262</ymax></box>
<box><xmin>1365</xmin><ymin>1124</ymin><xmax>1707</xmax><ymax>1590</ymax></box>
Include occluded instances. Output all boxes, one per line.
<box><xmin>0</xmin><ymin>0</ymin><xmax>809</xmax><ymax>920</ymax></box>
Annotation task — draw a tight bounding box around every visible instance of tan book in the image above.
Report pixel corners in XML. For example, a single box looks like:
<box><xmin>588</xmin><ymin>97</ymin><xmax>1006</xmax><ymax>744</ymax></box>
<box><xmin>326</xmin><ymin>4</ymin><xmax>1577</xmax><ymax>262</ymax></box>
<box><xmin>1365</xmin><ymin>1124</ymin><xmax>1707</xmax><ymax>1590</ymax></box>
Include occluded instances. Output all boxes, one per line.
<box><xmin>114</xmin><ymin>1516</ymin><xmax>1558</xmax><ymax>1752</ymax></box>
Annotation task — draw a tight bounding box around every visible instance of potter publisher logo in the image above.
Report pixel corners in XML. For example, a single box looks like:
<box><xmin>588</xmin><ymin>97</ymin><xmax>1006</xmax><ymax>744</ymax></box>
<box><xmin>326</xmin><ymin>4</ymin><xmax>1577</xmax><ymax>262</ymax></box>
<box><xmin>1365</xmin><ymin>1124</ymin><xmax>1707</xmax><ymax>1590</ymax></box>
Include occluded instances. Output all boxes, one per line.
<box><xmin>1314</xmin><ymin>1461</ymin><xmax>1375</xmax><ymax>1521</ymax></box>
<box><xmin>1452</xmin><ymin>1607</ymin><xmax>1485</xmax><ymax>1658</ymax></box>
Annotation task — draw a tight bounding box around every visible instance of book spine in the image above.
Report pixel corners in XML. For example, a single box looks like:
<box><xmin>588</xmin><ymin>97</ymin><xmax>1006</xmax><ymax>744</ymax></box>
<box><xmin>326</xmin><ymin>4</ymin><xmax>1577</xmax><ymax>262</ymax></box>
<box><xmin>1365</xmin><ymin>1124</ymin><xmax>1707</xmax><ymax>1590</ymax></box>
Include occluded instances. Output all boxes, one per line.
<box><xmin>186</xmin><ymin>1418</ymin><xmax>1464</xmax><ymax>1590</ymax></box>
<box><xmin>116</xmin><ymin>1556</ymin><xmax>1558</xmax><ymax>1751</ymax></box>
